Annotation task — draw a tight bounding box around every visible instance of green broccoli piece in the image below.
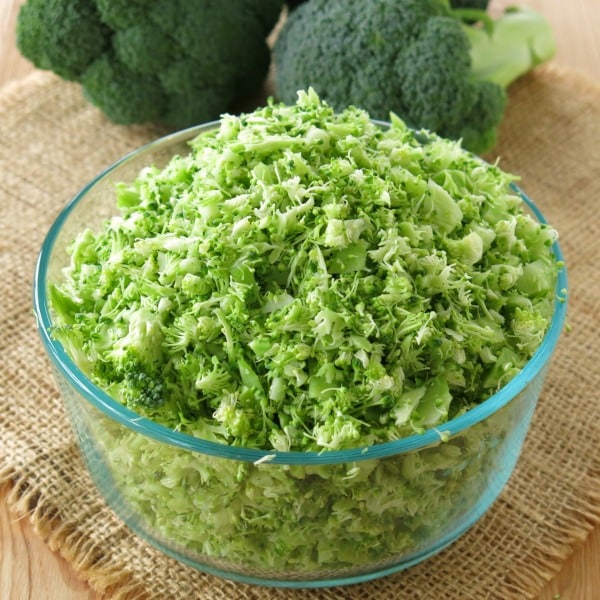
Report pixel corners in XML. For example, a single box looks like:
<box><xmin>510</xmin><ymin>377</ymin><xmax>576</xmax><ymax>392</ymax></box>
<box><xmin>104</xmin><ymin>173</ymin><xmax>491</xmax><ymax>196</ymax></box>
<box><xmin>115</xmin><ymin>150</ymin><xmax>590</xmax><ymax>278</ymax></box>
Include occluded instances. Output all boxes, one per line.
<box><xmin>93</xmin><ymin>355</ymin><xmax>167</xmax><ymax>411</ymax></box>
<box><xmin>112</xmin><ymin>23</ymin><xmax>174</xmax><ymax>76</ymax></box>
<box><xmin>273</xmin><ymin>0</ymin><xmax>555</xmax><ymax>154</ymax></box>
<box><xmin>121</xmin><ymin>368</ymin><xmax>166</xmax><ymax>410</ymax></box>
<box><xmin>287</xmin><ymin>0</ymin><xmax>490</xmax><ymax>10</ymax></box>
<box><xmin>81</xmin><ymin>53</ymin><xmax>167</xmax><ymax>124</ymax></box>
<box><xmin>93</xmin><ymin>308</ymin><xmax>168</xmax><ymax>411</ymax></box>
<box><xmin>450</xmin><ymin>0</ymin><xmax>489</xmax><ymax>9</ymax></box>
<box><xmin>16</xmin><ymin>0</ymin><xmax>285</xmax><ymax>128</ymax></box>
<box><xmin>16</xmin><ymin>0</ymin><xmax>110</xmax><ymax>81</ymax></box>
<box><xmin>95</xmin><ymin>0</ymin><xmax>147</xmax><ymax>30</ymax></box>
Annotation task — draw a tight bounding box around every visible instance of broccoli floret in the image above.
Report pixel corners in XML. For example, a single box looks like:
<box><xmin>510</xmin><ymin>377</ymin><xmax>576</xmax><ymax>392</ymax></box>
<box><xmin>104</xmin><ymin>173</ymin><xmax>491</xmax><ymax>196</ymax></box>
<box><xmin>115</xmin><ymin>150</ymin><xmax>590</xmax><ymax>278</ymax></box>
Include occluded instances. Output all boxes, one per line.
<box><xmin>16</xmin><ymin>0</ymin><xmax>109</xmax><ymax>81</ymax></box>
<box><xmin>450</xmin><ymin>0</ymin><xmax>489</xmax><ymax>9</ymax></box>
<box><xmin>95</xmin><ymin>0</ymin><xmax>147</xmax><ymax>30</ymax></box>
<box><xmin>396</xmin><ymin>15</ymin><xmax>508</xmax><ymax>153</ymax></box>
<box><xmin>81</xmin><ymin>53</ymin><xmax>167</xmax><ymax>125</ymax></box>
<box><xmin>147</xmin><ymin>0</ymin><xmax>276</xmax><ymax>102</ymax></box>
<box><xmin>273</xmin><ymin>0</ymin><xmax>555</xmax><ymax>154</ymax></box>
<box><xmin>16</xmin><ymin>0</ymin><xmax>285</xmax><ymax>128</ymax></box>
<box><xmin>121</xmin><ymin>368</ymin><xmax>166</xmax><ymax>410</ymax></box>
<box><xmin>286</xmin><ymin>0</ymin><xmax>490</xmax><ymax>11</ymax></box>
<box><xmin>95</xmin><ymin>356</ymin><xmax>166</xmax><ymax>410</ymax></box>
<box><xmin>112</xmin><ymin>23</ymin><xmax>174</xmax><ymax>75</ymax></box>
<box><xmin>94</xmin><ymin>309</ymin><xmax>168</xmax><ymax>410</ymax></box>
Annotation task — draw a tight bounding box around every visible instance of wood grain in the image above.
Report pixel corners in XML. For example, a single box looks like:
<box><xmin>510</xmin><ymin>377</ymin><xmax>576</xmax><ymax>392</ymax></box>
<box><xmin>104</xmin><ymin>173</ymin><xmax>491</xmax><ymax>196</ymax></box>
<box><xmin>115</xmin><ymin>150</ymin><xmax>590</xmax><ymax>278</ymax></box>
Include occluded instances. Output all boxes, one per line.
<box><xmin>0</xmin><ymin>0</ymin><xmax>33</xmax><ymax>86</ymax></box>
<box><xmin>0</xmin><ymin>486</ymin><xmax>95</xmax><ymax>600</ymax></box>
<box><xmin>1</xmin><ymin>1</ymin><xmax>598</xmax><ymax>598</ymax></box>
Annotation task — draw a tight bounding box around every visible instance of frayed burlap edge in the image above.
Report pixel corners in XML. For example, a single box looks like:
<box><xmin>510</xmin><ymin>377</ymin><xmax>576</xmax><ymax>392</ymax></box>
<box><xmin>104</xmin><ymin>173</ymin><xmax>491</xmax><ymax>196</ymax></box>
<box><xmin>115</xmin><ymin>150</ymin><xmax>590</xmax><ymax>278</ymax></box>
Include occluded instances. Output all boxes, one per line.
<box><xmin>0</xmin><ymin>468</ymin><xmax>147</xmax><ymax>599</ymax></box>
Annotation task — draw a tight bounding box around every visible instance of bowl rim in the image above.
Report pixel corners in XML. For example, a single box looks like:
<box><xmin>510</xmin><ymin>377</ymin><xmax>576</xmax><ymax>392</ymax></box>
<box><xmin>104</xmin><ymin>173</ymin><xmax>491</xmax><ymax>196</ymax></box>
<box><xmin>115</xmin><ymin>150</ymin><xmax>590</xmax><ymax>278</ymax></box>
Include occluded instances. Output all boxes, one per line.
<box><xmin>32</xmin><ymin>122</ymin><xmax>569</xmax><ymax>465</ymax></box>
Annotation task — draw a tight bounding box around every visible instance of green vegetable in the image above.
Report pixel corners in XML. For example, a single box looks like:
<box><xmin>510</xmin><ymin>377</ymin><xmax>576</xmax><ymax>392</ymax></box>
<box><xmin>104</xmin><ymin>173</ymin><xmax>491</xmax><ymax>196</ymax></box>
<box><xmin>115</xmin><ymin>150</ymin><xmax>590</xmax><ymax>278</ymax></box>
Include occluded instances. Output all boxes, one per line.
<box><xmin>287</xmin><ymin>0</ymin><xmax>491</xmax><ymax>11</ymax></box>
<box><xmin>273</xmin><ymin>0</ymin><xmax>555</xmax><ymax>154</ymax></box>
<box><xmin>449</xmin><ymin>0</ymin><xmax>490</xmax><ymax>25</ymax></box>
<box><xmin>51</xmin><ymin>90</ymin><xmax>565</xmax><ymax>576</ymax></box>
<box><xmin>79</xmin><ymin>398</ymin><xmax>523</xmax><ymax>574</ymax></box>
<box><xmin>16</xmin><ymin>0</ymin><xmax>284</xmax><ymax>127</ymax></box>
<box><xmin>450</xmin><ymin>0</ymin><xmax>490</xmax><ymax>10</ymax></box>
<box><xmin>51</xmin><ymin>89</ymin><xmax>562</xmax><ymax>454</ymax></box>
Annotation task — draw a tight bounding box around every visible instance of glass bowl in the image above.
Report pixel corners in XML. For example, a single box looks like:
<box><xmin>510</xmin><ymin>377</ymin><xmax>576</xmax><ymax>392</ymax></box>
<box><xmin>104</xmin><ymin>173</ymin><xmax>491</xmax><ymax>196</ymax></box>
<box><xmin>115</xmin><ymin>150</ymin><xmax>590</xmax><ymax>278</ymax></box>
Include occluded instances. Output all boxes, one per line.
<box><xmin>33</xmin><ymin>122</ymin><xmax>568</xmax><ymax>588</ymax></box>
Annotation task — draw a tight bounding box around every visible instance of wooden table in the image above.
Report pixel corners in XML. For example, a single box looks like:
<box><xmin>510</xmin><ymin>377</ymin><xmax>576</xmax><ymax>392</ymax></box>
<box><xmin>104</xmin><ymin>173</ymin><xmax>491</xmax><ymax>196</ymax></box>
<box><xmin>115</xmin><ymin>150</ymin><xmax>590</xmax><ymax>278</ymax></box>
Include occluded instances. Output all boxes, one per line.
<box><xmin>1</xmin><ymin>1</ymin><xmax>598</xmax><ymax>598</ymax></box>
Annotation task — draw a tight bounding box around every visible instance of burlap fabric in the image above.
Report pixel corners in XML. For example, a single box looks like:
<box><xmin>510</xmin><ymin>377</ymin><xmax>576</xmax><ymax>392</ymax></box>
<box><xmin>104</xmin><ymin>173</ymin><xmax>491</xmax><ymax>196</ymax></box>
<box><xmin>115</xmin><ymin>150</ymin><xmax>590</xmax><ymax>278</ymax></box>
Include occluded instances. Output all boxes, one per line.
<box><xmin>1</xmin><ymin>66</ymin><xmax>599</xmax><ymax>599</ymax></box>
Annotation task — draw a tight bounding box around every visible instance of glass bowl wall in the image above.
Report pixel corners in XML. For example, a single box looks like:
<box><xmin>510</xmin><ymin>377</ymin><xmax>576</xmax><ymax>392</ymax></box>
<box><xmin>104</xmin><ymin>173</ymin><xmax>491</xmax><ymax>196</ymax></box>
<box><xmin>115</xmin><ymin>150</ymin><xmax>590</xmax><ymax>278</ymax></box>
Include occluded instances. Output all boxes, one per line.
<box><xmin>33</xmin><ymin>123</ymin><xmax>568</xmax><ymax>587</ymax></box>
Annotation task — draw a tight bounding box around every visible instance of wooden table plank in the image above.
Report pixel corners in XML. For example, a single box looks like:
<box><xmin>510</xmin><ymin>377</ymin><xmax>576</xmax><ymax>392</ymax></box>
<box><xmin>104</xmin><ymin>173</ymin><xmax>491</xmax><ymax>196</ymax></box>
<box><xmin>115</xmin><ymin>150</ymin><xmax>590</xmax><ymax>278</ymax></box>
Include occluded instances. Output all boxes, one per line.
<box><xmin>0</xmin><ymin>485</ymin><xmax>96</xmax><ymax>600</ymax></box>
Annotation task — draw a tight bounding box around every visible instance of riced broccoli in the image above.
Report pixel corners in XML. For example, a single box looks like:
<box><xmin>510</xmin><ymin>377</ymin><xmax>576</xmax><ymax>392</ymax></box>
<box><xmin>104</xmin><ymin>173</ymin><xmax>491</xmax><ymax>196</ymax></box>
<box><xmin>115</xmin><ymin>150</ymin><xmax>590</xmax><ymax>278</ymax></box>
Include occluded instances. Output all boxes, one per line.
<box><xmin>50</xmin><ymin>90</ymin><xmax>563</xmax><ymax>452</ymax></box>
<box><xmin>273</xmin><ymin>0</ymin><xmax>555</xmax><ymax>154</ymax></box>
<box><xmin>45</xmin><ymin>90</ymin><xmax>567</xmax><ymax>578</ymax></box>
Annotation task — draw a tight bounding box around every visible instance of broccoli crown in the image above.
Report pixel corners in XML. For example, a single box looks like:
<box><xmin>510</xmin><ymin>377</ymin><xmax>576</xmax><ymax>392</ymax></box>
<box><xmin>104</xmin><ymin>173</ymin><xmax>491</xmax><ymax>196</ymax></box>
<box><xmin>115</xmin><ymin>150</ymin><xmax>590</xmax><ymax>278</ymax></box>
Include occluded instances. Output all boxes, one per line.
<box><xmin>16</xmin><ymin>0</ymin><xmax>285</xmax><ymax>128</ymax></box>
<box><xmin>285</xmin><ymin>0</ymin><xmax>490</xmax><ymax>12</ymax></box>
<box><xmin>16</xmin><ymin>0</ymin><xmax>110</xmax><ymax>81</ymax></box>
<box><xmin>81</xmin><ymin>52</ymin><xmax>168</xmax><ymax>124</ymax></box>
<box><xmin>396</xmin><ymin>15</ymin><xmax>507</xmax><ymax>153</ymax></box>
<box><xmin>450</xmin><ymin>0</ymin><xmax>490</xmax><ymax>10</ymax></box>
<box><xmin>274</xmin><ymin>0</ymin><xmax>507</xmax><ymax>154</ymax></box>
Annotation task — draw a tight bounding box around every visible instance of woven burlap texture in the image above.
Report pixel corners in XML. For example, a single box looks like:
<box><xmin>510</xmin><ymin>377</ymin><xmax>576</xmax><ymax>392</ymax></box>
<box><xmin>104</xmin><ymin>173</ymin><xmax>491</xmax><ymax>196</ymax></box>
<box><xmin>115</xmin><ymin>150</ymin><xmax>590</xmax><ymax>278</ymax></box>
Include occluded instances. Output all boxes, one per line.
<box><xmin>1</xmin><ymin>67</ymin><xmax>599</xmax><ymax>600</ymax></box>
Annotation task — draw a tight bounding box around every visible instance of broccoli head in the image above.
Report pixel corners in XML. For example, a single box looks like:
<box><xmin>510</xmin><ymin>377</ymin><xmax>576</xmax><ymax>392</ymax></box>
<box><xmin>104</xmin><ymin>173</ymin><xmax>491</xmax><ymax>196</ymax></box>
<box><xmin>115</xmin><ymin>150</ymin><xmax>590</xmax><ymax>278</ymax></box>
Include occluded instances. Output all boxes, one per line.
<box><xmin>16</xmin><ymin>0</ymin><xmax>285</xmax><ymax>128</ymax></box>
<box><xmin>285</xmin><ymin>0</ymin><xmax>489</xmax><ymax>11</ymax></box>
<box><xmin>273</xmin><ymin>0</ymin><xmax>555</xmax><ymax>154</ymax></box>
<box><xmin>16</xmin><ymin>0</ymin><xmax>110</xmax><ymax>81</ymax></box>
<box><xmin>450</xmin><ymin>0</ymin><xmax>490</xmax><ymax>9</ymax></box>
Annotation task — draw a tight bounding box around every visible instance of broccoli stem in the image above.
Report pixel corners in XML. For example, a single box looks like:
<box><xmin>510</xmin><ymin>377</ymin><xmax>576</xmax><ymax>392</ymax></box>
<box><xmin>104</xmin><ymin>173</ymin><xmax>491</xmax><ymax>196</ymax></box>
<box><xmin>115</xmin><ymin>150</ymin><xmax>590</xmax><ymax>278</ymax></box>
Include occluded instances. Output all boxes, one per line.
<box><xmin>461</xmin><ymin>6</ymin><xmax>556</xmax><ymax>89</ymax></box>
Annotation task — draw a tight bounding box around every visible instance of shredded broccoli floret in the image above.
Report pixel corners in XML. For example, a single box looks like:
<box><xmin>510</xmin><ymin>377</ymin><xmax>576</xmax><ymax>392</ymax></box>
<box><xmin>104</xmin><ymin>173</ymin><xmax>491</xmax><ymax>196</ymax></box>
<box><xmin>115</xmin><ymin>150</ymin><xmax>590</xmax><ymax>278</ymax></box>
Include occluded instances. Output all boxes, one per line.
<box><xmin>109</xmin><ymin>361</ymin><xmax>166</xmax><ymax>410</ymax></box>
<box><xmin>50</xmin><ymin>90</ymin><xmax>563</xmax><ymax>452</ymax></box>
<box><xmin>47</xmin><ymin>90</ymin><xmax>566</xmax><ymax>576</ymax></box>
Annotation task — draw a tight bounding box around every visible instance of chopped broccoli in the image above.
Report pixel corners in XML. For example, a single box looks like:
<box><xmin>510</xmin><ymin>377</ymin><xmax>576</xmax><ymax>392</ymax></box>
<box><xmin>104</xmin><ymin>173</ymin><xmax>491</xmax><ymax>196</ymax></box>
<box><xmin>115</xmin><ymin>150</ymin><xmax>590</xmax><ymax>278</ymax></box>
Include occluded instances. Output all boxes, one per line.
<box><xmin>46</xmin><ymin>89</ymin><xmax>566</xmax><ymax>578</ymax></box>
<box><xmin>123</xmin><ymin>370</ymin><xmax>165</xmax><ymax>409</ymax></box>
<box><xmin>273</xmin><ymin>0</ymin><xmax>555</xmax><ymax>154</ymax></box>
<box><xmin>50</xmin><ymin>90</ymin><xmax>563</xmax><ymax>451</ymax></box>
<box><xmin>16</xmin><ymin>0</ymin><xmax>285</xmax><ymax>128</ymax></box>
<box><xmin>107</xmin><ymin>360</ymin><xmax>166</xmax><ymax>411</ymax></box>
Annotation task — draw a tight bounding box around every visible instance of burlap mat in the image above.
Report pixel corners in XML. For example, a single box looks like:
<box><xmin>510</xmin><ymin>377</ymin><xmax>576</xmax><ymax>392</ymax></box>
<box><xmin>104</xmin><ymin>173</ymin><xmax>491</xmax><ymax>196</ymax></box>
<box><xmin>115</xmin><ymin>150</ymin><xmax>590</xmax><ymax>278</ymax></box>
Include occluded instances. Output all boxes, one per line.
<box><xmin>1</xmin><ymin>66</ymin><xmax>599</xmax><ymax>599</ymax></box>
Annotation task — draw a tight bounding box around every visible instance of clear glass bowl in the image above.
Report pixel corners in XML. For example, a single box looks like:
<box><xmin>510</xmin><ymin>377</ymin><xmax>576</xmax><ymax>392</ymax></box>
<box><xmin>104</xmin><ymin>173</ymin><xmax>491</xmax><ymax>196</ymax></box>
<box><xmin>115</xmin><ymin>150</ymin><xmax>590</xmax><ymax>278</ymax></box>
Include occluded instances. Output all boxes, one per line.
<box><xmin>33</xmin><ymin>123</ymin><xmax>568</xmax><ymax>588</ymax></box>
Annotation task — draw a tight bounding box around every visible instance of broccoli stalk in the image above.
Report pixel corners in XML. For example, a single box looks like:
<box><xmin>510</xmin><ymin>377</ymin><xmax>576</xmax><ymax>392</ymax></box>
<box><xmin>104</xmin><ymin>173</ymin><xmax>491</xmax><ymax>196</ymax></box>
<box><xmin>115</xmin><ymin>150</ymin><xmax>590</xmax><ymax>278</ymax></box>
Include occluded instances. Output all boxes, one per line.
<box><xmin>462</xmin><ymin>6</ymin><xmax>556</xmax><ymax>88</ymax></box>
<box><xmin>273</xmin><ymin>0</ymin><xmax>556</xmax><ymax>154</ymax></box>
